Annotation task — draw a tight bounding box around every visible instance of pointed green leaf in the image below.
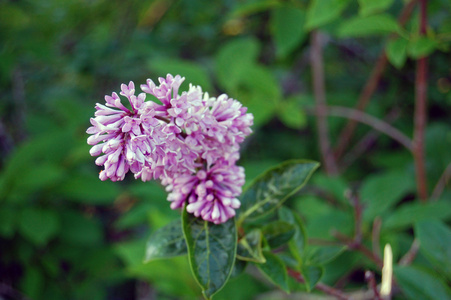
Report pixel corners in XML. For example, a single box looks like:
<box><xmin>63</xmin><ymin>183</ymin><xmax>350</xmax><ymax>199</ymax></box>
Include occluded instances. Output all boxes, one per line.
<box><xmin>383</xmin><ymin>201</ymin><xmax>451</xmax><ymax>231</ymax></box>
<box><xmin>182</xmin><ymin>210</ymin><xmax>237</xmax><ymax>299</ymax></box>
<box><xmin>306</xmin><ymin>245</ymin><xmax>346</xmax><ymax>265</ymax></box>
<box><xmin>262</xmin><ymin>221</ymin><xmax>295</xmax><ymax>249</ymax></box>
<box><xmin>302</xmin><ymin>265</ymin><xmax>324</xmax><ymax>292</ymax></box>
<box><xmin>18</xmin><ymin>208</ymin><xmax>60</xmax><ymax>246</ymax></box>
<box><xmin>386</xmin><ymin>37</ymin><xmax>409</xmax><ymax>69</ymax></box>
<box><xmin>407</xmin><ymin>36</ymin><xmax>438</xmax><ymax>59</ymax></box>
<box><xmin>145</xmin><ymin>219</ymin><xmax>187</xmax><ymax>262</ymax></box>
<box><xmin>237</xmin><ymin>229</ymin><xmax>266</xmax><ymax>263</ymax></box>
<box><xmin>415</xmin><ymin>220</ymin><xmax>451</xmax><ymax>279</ymax></box>
<box><xmin>358</xmin><ymin>0</ymin><xmax>394</xmax><ymax>16</ymax></box>
<box><xmin>305</xmin><ymin>0</ymin><xmax>351</xmax><ymax>30</ymax></box>
<box><xmin>338</xmin><ymin>14</ymin><xmax>401</xmax><ymax>37</ymax></box>
<box><xmin>215</xmin><ymin>38</ymin><xmax>260</xmax><ymax>91</ymax></box>
<box><xmin>238</xmin><ymin>160</ymin><xmax>319</xmax><ymax>224</ymax></box>
<box><xmin>271</xmin><ymin>6</ymin><xmax>306</xmax><ymax>58</ymax></box>
<box><xmin>256</xmin><ymin>251</ymin><xmax>290</xmax><ymax>292</ymax></box>
<box><xmin>278</xmin><ymin>206</ymin><xmax>308</xmax><ymax>264</ymax></box>
<box><xmin>394</xmin><ymin>265</ymin><xmax>451</xmax><ymax>300</ymax></box>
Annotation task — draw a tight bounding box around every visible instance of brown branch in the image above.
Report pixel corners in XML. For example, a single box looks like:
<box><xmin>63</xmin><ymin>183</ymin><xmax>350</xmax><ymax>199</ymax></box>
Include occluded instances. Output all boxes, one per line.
<box><xmin>340</xmin><ymin>108</ymin><xmax>401</xmax><ymax>172</ymax></box>
<box><xmin>333</xmin><ymin>231</ymin><xmax>384</xmax><ymax>269</ymax></box>
<box><xmin>414</xmin><ymin>0</ymin><xmax>429</xmax><ymax>201</ymax></box>
<box><xmin>307</xmin><ymin>106</ymin><xmax>413</xmax><ymax>152</ymax></box>
<box><xmin>399</xmin><ymin>239</ymin><xmax>420</xmax><ymax>266</ymax></box>
<box><xmin>287</xmin><ymin>269</ymin><xmax>349</xmax><ymax>300</ymax></box>
<box><xmin>372</xmin><ymin>217</ymin><xmax>382</xmax><ymax>259</ymax></box>
<box><xmin>431</xmin><ymin>162</ymin><xmax>451</xmax><ymax>200</ymax></box>
<box><xmin>365</xmin><ymin>271</ymin><xmax>383</xmax><ymax>300</ymax></box>
<box><xmin>334</xmin><ymin>0</ymin><xmax>418</xmax><ymax>159</ymax></box>
<box><xmin>310</xmin><ymin>30</ymin><xmax>338</xmax><ymax>176</ymax></box>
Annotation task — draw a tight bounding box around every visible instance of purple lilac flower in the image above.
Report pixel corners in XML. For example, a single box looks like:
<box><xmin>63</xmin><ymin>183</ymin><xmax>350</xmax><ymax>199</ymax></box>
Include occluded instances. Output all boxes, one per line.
<box><xmin>166</xmin><ymin>159</ymin><xmax>244</xmax><ymax>224</ymax></box>
<box><xmin>87</xmin><ymin>74</ymin><xmax>253</xmax><ymax>223</ymax></box>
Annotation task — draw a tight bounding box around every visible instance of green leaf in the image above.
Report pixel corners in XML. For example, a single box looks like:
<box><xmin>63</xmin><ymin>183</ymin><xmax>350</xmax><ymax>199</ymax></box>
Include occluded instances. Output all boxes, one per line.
<box><xmin>302</xmin><ymin>265</ymin><xmax>324</xmax><ymax>292</ymax></box>
<box><xmin>235</xmin><ymin>65</ymin><xmax>281</xmax><ymax>126</ymax></box>
<box><xmin>305</xmin><ymin>0</ymin><xmax>351</xmax><ymax>30</ymax></box>
<box><xmin>278</xmin><ymin>206</ymin><xmax>307</xmax><ymax>264</ymax></box>
<box><xmin>145</xmin><ymin>219</ymin><xmax>187</xmax><ymax>262</ymax></box>
<box><xmin>407</xmin><ymin>36</ymin><xmax>438</xmax><ymax>59</ymax></box>
<box><xmin>358</xmin><ymin>0</ymin><xmax>394</xmax><ymax>16</ymax></box>
<box><xmin>215</xmin><ymin>38</ymin><xmax>260</xmax><ymax>91</ymax></box>
<box><xmin>237</xmin><ymin>229</ymin><xmax>266</xmax><ymax>263</ymax></box>
<box><xmin>262</xmin><ymin>221</ymin><xmax>296</xmax><ymax>249</ymax></box>
<box><xmin>415</xmin><ymin>220</ymin><xmax>451</xmax><ymax>279</ymax></box>
<box><xmin>338</xmin><ymin>14</ymin><xmax>401</xmax><ymax>37</ymax></box>
<box><xmin>306</xmin><ymin>245</ymin><xmax>346</xmax><ymax>265</ymax></box>
<box><xmin>256</xmin><ymin>251</ymin><xmax>290</xmax><ymax>292</ymax></box>
<box><xmin>0</xmin><ymin>206</ymin><xmax>16</xmax><ymax>237</ymax></box>
<box><xmin>394</xmin><ymin>265</ymin><xmax>451</xmax><ymax>300</ymax></box>
<box><xmin>277</xmin><ymin>96</ymin><xmax>307</xmax><ymax>129</ymax></box>
<box><xmin>386</xmin><ymin>37</ymin><xmax>409</xmax><ymax>68</ymax></box>
<box><xmin>238</xmin><ymin>160</ymin><xmax>319</xmax><ymax>224</ymax></box>
<box><xmin>271</xmin><ymin>6</ymin><xmax>306</xmax><ymax>58</ymax></box>
<box><xmin>182</xmin><ymin>210</ymin><xmax>237</xmax><ymax>299</ymax></box>
<box><xmin>231</xmin><ymin>0</ymin><xmax>280</xmax><ymax>17</ymax></box>
<box><xmin>360</xmin><ymin>170</ymin><xmax>415</xmax><ymax>221</ymax></box>
<box><xmin>149</xmin><ymin>58</ymin><xmax>213</xmax><ymax>92</ymax></box>
<box><xmin>383</xmin><ymin>201</ymin><xmax>451</xmax><ymax>231</ymax></box>
<box><xmin>18</xmin><ymin>208</ymin><xmax>60</xmax><ymax>246</ymax></box>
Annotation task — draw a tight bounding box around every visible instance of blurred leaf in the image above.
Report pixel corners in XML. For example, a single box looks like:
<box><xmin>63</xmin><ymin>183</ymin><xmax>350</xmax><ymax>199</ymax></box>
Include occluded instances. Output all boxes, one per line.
<box><xmin>312</xmin><ymin>173</ymin><xmax>350</xmax><ymax>205</ymax></box>
<box><xmin>18</xmin><ymin>208</ymin><xmax>60</xmax><ymax>246</ymax></box>
<box><xmin>56</xmin><ymin>173</ymin><xmax>121</xmax><ymax>204</ymax></box>
<box><xmin>360</xmin><ymin>170</ymin><xmax>415</xmax><ymax>221</ymax></box>
<box><xmin>415</xmin><ymin>220</ymin><xmax>451</xmax><ymax>279</ymax></box>
<box><xmin>182</xmin><ymin>210</ymin><xmax>237</xmax><ymax>299</ymax></box>
<box><xmin>60</xmin><ymin>210</ymin><xmax>103</xmax><ymax>246</ymax></box>
<box><xmin>237</xmin><ymin>229</ymin><xmax>266</xmax><ymax>263</ymax></box>
<box><xmin>235</xmin><ymin>65</ymin><xmax>281</xmax><ymax>126</ymax></box>
<box><xmin>231</xmin><ymin>0</ymin><xmax>280</xmax><ymax>17</ymax></box>
<box><xmin>306</xmin><ymin>209</ymin><xmax>354</xmax><ymax>239</ymax></box>
<box><xmin>302</xmin><ymin>265</ymin><xmax>324</xmax><ymax>291</ymax></box>
<box><xmin>256</xmin><ymin>250</ymin><xmax>289</xmax><ymax>292</ymax></box>
<box><xmin>386</xmin><ymin>37</ymin><xmax>409</xmax><ymax>69</ymax></box>
<box><xmin>21</xmin><ymin>267</ymin><xmax>43</xmax><ymax>299</ymax></box>
<box><xmin>149</xmin><ymin>58</ymin><xmax>213</xmax><ymax>92</ymax></box>
<box><xmin>115</xmin><ymin>202</ymin><xmax>153</xmax><ymax>230</ymax></box>
<box><xmin>277</xmin><ymin>96</ymin><xmax>307</xmax><ymax>129</ymax></box>
<box><xmin>305</xmin><ymin>0</ymin><xmax>351</xmax><ymax>30</ymax></box>
<box><xmin>262</xmin><ymin>220</ymin><xmax>295</xmax><ymax>249</ymax></box>
<box><xmin>407</xmin><ymin>36</ymin><xmax>438</xmax><ymax>59</ymax></box>
<box><xmin>394</xmin><ymin>265</ymin><xmax>451</xmax><ymax>300</ymax></box>
<box><xmin>278</xmin><ymin>206</ymin><xmax>307</xmax><ymax>264</ymax></box>
<box><xmin>306</xmin><ymin>245</ymin><xmax>346</xmax><ymax>265</ymax></box>
<box><xmin>383</xmin><ymin>201</ymin><xmax>451</xmax><ymax>231</ymax></box>
<box><xmin>358</xmin><ymin>0</ymin><xmax>394</xmax><ymax>16</ymax></box>
<box><xmin>338</xmin><ymin>14</ymin><xmax>401</xmax><ymax>37</ymax></box>
<box><xmin>271</xmin><ymin>6</ymin><xmax>306</xmax><ymax>58</ymax></box>
<box><xmin>0</xmin><ymin>206</ymin><xmax>16</xmax><ymax>237</ymax></box>
<box><xmin>238</xmin><ymin>160</ymin><xmax>319</xmax><ymax>224</ymax></box>
<box><xmin>215</xmin><ymin>38</ymin><xmax>260</xmax><ymax>91</ymax></box>
<box><xmin>145</xmin><ymin>219</ymin><xmax>187</xmax><ymax>262</ymax></box>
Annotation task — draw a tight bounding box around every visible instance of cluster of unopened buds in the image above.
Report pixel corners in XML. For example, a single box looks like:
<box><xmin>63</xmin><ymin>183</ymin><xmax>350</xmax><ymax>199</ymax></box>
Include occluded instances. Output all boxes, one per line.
<box><xmin>87</xmin><ymin>74</ymin><xmax>253</xmax><ymax>224</ymax></box>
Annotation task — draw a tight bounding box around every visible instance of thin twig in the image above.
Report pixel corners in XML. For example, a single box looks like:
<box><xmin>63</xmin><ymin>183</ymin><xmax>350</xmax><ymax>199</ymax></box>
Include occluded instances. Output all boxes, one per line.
<box><xmin>413</xmin><ymin>0</ymin><xmax>429</xmax><ymax>201</ymax></box>
<box><xmin>310</xmin><ymin>30</ymin><xmax>338</xmax><ymax>176</ymax></box>
<box><xmin>399</xmin><ymin>239</ymin><xmax>420</xmax><ymax>266</ymax></box>
<box><xmin>431</xmin><ymin>162</ymin><xmax>451</xmax><ymax>200</ymax></box>
<box><xmin>307</xmin><ymin>106</ymin><xmax>413</xmax><ymax>152</ymax></box>
<box><xmin>340</xmin><ymin>108</ymin><xmax>401</xmax><ymax>172</ymax></box>
<box><xmin>334</xmin><ymin>0</ymin><xmax>418</xmax><ymax>159</ymax></box>
<box><xmin>372</xmin><ymin>217</ymin><xmax>382</xmax><ymax>259</ymax></box>
<box><xmin>287</xmin><ymin>269</ymin><xmax>349</xmax><ymax>300</ymax></box>
<box><xmin>333</xmin><ymin>231</ymin><xmax>384</xmax><ymax>268</ymax></box>
<box><xmin>365</xmin><ymin>271</ymin><xmax>382</xmax><ymax>300</ymax></box>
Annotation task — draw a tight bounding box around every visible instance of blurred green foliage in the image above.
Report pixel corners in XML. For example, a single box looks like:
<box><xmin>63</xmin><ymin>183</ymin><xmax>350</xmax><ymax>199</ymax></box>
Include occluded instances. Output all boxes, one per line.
<box><xmin>0</xmin><ymin>0</ymin><xmax>450</xmax><ymax>299</ymax></box>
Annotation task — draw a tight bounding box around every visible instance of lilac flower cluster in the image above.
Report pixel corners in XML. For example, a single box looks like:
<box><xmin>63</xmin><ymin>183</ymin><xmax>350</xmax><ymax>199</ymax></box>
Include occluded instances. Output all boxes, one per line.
<box><xmin>87</xmin><ymin>74</ymin><xmax>253</xmax><ymax>223</ymax></box>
